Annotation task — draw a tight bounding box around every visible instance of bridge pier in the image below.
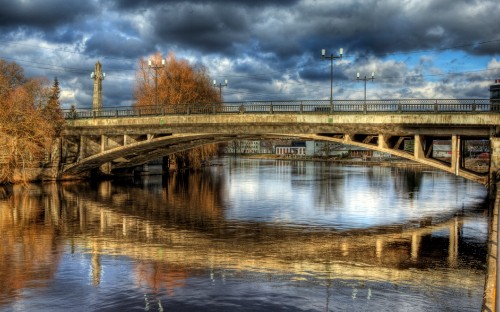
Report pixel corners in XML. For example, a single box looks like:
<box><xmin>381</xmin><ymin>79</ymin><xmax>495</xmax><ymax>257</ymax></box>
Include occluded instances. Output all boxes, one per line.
<box><xmin>377</xmin><ymin>134</ymin><xmax>390</xmax><ymax>149</ymax></box>
<box><xmin>79</xmin><ymin>135</ymin><xmax>101</xmax><ymax>160</ymax></box>
<box><xmin>79</xmin><ymin>136</ymin><xmax>85</xmax><ymax>161</ymax></box>
<box><xmin>413</xmin><ymin>135</ymin><xmax>425</xmax><ymax>161</ymax></box>
<box><xmin>490</xmin><ymin>138</ymin><xmax>500</xmax><ymax>194</ymax></box>
<box><xmin>451</xmin><ymin>135</ymin><xmax>459</xmax><ymax>175</ymax></box>
<box><xmin>448</xmin><ymin>218</ymin><xmax>460</xmax><ymax>267</ymax></box>
<box><xmin>162</xmin><ymin>156</ymin><xmax>170</xmax><ymax>173</ymax></box>
<box><xmin>100</xmin><ymin>135</ymin><xmax>109</xmax><ymax>175</ymax></box>
<box><xmin>375</xmin><ymin>238</ymin><xmax>384</xmax><ymax>258</ymax></box>
<box><xmin>411</xmin><ymin>232</ymin><xmax>421</xmax><ymax>260</ymax></box>
<box><xmin>99</xmin><ymin>163</ymin><xmax>112</xmax><ymax>175</ymax></box>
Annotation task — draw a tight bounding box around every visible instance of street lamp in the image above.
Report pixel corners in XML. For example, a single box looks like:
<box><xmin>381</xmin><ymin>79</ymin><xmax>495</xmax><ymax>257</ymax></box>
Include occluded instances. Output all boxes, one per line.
<box><xmin>356</xmin><ymin>72</ymin><xmax>375</xmax><ymax>104</ymax></box>
<box><xmin>213</xmin><ymin>79</ymin><xmax>228</xmax><ymax>102</ymax></box>
<box><xmin>321</xmin><ymin>48</ymin><xmax>343</xmax><ymax>108</ymax></box>
<box><xmin>148</xmin><ymin>58</ymin><xmax>165</xmax><ymax>106</ymax></box>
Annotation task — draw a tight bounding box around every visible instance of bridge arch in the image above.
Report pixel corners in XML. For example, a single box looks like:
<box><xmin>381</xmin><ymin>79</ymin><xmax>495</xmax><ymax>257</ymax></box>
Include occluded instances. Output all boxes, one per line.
<box><xmin>62</xmin><ymin>131</ymin><xmax>489</xmax><ymax>185</ymax></box>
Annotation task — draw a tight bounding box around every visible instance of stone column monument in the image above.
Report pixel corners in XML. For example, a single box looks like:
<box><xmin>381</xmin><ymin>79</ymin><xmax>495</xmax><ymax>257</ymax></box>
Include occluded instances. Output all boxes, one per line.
<box><xmin>91</xmin><ymin>61</ymin><xmax>105</xmax><ymax>112</ymax></box>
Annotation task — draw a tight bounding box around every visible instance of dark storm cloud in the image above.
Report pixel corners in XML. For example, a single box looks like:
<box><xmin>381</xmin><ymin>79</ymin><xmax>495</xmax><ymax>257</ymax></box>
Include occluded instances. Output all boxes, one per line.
<box><xmin>85</xmin><ymin>32</ymin><xmax>153</xmax><ymax>59</ymax></box>
<box><xmin>151</xmin><ymin>2</ymin><xmax>254</xmax><ymax>54</ymax></box>
<box><xmin>112</xmin><ymin>0</ymin><xmax>299</xmax><ymax>10</ymax></box>
<box><xmin>138</xmin><ymin>0</ymin><xmax>500</xmax><ymax>63</ymax></box>
<box><xmin>0</xmin><ymin>0</ymin><xmax>97</xmax><ymax>30</ymax></box>
<box><xmin>43</xmin><ymin>26</ymin><xmax>86</xmax><ymax>44</ymax></box>
<box><xmin>290</xmin><ymin>0</ymin><xmax>499</xmax><ymax>57</ymax></box>
<box><xmin>0</xmin><ymin>0</ymin><xmax>498</xmax><ymax>106</ymax></box>
<box><xmin>298</xmin><ymin>67</ymin><xmax>324</xmax><ymax>82</ymax></box>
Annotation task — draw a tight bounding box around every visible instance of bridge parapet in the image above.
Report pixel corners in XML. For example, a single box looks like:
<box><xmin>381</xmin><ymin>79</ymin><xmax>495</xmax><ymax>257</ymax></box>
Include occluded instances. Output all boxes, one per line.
<box><xmin>63</xmin><ymin>99</ymin><xmax>499</xmax><ymax>119</ymax></box>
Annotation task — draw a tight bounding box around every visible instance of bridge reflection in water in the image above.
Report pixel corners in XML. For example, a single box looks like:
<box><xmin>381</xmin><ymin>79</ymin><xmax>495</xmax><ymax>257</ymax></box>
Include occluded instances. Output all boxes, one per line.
<box><xmin>0</xmin><ymin>166</ymin><xmax>489</xmax><ymax>311</ymax></box>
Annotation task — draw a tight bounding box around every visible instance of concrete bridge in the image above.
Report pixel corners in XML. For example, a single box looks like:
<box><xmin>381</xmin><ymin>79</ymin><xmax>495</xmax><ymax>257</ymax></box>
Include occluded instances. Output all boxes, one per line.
<box><xmin>60</xmin><ymin>99</ymin><xmax>500</xmax><ymax>186</ymax></box>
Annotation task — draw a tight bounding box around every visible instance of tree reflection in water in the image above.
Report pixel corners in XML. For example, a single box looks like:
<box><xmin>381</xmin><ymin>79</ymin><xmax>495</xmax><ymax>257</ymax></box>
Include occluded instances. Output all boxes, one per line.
<box><xmin>0</xmin><ymin>184</ymin><xmax>63</xmax><ymax>306</ymax></box>
<box><xmin>0</xmin><ymin>161</ymin><xmax>490</xmax><ymax>311</ymax></box>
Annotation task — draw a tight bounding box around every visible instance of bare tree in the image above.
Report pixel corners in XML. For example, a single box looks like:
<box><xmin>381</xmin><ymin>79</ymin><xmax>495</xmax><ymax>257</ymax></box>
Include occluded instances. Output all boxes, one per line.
<box><xmin>0</xmin><ymin>60</ymin><xmax>56</xmax><ymax>184</ymax></box>
<box><xmin>134</xmin><ymin>52</ymin><xmax>219</xmax><ymax>107</ymax></box>
<box><xmin>134</xmin><ymin>52</ymin><xmax>220</xmax><ymax>169</ymax></box>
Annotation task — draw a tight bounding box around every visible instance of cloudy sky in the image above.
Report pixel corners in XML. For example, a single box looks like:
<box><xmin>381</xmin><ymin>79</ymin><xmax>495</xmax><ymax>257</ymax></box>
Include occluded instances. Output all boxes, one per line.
<box><xmin>1</xmin><ymin>0</ymin><xmax>499</xmax><ymax>109</ymax></box>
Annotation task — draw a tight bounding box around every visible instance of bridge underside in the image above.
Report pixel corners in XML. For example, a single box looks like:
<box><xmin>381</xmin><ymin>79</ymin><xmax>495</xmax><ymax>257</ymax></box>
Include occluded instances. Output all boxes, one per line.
<box><xmin>61</xmin><ymin>130</ymin><xmax>490</xmax><ymax>185</ymax></box>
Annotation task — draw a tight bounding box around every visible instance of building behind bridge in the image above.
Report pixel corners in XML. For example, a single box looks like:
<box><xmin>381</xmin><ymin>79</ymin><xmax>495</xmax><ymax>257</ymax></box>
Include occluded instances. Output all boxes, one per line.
<box><xmin>490</xmin><ymin>79</ymin><xmax>500</xmax><ymax>102</ymax></box>
<box><xmin>222</xmin><ymin>140</ymin><xmax>391</xmax><ymax>159</ymax></box>
<box><xmin>221</xmin><ymin>139</ymin><xmax>490</xmax><ymax>164</ymax></box>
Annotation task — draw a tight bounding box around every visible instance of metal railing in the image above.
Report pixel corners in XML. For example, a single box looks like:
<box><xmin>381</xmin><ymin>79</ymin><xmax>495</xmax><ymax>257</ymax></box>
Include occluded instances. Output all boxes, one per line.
<box><xmin>63</xmin><ymin>99</ymin><xmax>500</xmax><ymax>119</ymax></box>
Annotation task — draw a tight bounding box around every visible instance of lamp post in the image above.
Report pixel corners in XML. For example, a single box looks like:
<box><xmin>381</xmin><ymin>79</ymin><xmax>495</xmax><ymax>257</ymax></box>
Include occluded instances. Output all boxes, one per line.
<box><xmin>356</xmin><ymin>72</ymin><xmax>375</xmax><ymax>104</ymax></box>
<box><xmin>148</xmin><ymin>58</ymin><xmax>165</xmax><ymax>106</ymax></box>
<box><xmin>321</xmin><ymin>48</ymin><xmax>343</xmax><ymax>108</ymax></box>
<box><xmin>213</xmin><ymin>79</ymin><xmax>228</xmax><ymax>102</ymax></box>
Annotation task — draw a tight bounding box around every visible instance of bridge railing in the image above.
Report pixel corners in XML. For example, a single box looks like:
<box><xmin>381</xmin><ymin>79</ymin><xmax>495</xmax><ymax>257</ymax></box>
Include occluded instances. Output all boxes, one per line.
<box><xmin>63</xmin><ymin>99</ymin><xmax>499</xmax><ymax>119</ymax></box>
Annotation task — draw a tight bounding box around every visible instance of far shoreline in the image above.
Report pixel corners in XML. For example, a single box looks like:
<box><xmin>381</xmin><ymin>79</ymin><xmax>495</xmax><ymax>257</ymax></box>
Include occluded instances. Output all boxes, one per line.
<box><xmin>232</xmin><ymin>154</ymin><xmax>432</xmax><ymax>169</ymax></box>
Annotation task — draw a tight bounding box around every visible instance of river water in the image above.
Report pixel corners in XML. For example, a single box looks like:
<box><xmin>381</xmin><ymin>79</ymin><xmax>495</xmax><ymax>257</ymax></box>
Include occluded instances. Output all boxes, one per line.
<box><xmin>0</xmin><ymin>158</ymin><xmax>491</xmax><ymax>311</ymax></box>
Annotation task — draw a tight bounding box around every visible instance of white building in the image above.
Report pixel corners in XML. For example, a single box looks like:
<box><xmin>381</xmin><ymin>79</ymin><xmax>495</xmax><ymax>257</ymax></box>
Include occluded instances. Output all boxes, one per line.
<box><xmin>275</xmin><ymin>146</ymin><xmax>306</xmax><ymax>156</ymax></box>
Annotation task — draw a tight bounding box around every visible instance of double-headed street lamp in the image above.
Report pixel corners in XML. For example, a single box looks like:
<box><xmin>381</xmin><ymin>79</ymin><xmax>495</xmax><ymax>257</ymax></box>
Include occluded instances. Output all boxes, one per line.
<box><xmin>148</xmin><ymin>58</ymin><xmax>165</xmax><ymax>106</ymax></box>
<box><xmin>356</xmin><ymin>72</ymin><xmax>375</xmax><ymax>104</ymax></box>
<box><xmin>213</xmin><ymin>79</ymin><xmax>228</xmax><ymax>102</ymax></box>
<box><xmin>321</xmin><ymin>48</ymin><xmax>343</xmax><ymax>106</ymax></box>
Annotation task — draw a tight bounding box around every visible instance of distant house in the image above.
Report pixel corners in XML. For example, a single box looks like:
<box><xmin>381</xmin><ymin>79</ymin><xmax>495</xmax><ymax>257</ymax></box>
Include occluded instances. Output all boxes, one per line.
<box><xmin>223</xmin><ymin>139</ymin><xmax>392</xmax><ymax>160</ymax></box>
<box><xmin>431</xmin><ymin>139</ymin><xmax>490</xmax><ymax>160</ymax></box>
<box><xmin>241</xmin><ymin>140</ymin><xmax>261</xmax><ymax>154</ymax></box>
<box><xmin>275</xmin><ymin>141</ymin><xmax>306</xmax><ymax>156</ymax></box>
<box><xmin>304</xmin><ymin>141</ymin><xmax>391</xmax><ymax>159</ymax></box>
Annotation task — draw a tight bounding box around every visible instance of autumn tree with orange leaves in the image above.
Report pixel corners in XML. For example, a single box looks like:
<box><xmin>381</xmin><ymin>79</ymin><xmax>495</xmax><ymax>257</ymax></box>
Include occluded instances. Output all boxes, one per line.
<box><xmin>0</xmin><ymin>60</ymin><xmax>63</xmax><ymax>184</ymax></box>
<box><xmin>134</xmin><ymin>52</ymin><xmax>220</xmax><ymax>169</ymax></box>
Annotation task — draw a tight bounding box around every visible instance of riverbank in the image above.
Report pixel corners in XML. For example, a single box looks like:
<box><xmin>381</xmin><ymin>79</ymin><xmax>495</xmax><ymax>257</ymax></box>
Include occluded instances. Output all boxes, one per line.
<box><xmin>239</xmin><ymin>154</ymin><xmax>432</xmax><ymax>169</ymax></box>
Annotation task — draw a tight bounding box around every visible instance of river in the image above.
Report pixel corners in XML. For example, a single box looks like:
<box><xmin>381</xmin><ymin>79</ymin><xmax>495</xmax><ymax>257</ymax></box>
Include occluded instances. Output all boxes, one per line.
<box><xmin>0</xmin><ymin>157</ymin><xmax>490</xmax><ymax>311</ymax></box>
